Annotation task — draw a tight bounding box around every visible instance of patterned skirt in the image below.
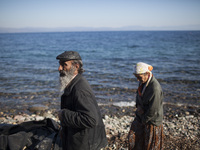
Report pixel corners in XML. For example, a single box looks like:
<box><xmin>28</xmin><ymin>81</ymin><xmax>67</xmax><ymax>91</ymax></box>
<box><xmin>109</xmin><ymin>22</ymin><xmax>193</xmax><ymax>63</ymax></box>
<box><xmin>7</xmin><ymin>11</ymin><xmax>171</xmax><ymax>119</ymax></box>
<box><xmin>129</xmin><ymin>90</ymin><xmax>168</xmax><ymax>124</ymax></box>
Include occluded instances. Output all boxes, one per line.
<box><xmin>128</xmin><ymin>119</ymin><xmax>164</xmax><ymax>150</ymax></box>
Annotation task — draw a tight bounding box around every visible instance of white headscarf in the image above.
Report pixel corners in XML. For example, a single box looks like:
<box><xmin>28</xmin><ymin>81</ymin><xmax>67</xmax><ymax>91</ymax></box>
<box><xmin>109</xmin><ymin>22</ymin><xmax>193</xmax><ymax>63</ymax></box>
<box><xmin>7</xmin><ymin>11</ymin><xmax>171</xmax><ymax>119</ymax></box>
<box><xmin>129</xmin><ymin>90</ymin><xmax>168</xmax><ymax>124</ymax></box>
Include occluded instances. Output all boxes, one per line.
<box><xmin>133</xmin><ymin>62</ymin><xmax>153</xmax><ymax>74</ymax></box>
<box><xmin>133</xmin><ymin>62</ymin><xmax>154</xmax><ymax>95</ymax></box>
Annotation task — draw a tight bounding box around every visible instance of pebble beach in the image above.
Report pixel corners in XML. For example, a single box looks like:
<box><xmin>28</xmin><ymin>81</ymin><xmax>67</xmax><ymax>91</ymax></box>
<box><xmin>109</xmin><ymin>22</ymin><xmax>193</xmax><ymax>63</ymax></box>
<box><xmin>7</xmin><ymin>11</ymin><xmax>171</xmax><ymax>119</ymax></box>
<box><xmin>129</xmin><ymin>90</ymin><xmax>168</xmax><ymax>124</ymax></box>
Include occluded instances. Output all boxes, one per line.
<box><xmin>0</xmin><ymin>103</ymin><xmax>199</xmax><ymax>150</ymax></box>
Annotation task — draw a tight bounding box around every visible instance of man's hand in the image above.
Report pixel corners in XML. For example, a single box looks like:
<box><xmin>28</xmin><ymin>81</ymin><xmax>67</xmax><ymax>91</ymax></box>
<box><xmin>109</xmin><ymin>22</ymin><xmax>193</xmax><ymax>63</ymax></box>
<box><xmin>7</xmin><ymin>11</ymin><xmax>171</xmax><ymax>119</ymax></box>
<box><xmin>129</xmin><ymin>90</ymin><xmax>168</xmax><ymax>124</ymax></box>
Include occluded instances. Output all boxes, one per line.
<box><xmin>58</xmin><ymin>110</ymin><xmax>63</xmax><ymax>121</ymax></box>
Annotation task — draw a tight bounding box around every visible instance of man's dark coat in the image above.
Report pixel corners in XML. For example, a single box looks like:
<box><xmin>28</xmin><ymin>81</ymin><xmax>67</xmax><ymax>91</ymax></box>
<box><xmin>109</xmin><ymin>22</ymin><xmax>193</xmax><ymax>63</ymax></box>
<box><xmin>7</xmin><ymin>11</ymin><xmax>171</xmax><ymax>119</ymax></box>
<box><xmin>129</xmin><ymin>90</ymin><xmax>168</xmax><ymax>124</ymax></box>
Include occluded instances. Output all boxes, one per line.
<box><xmin>60</xmin><ymin>74</ymin><xmax>107</xmax><ymax>150</ymax></box>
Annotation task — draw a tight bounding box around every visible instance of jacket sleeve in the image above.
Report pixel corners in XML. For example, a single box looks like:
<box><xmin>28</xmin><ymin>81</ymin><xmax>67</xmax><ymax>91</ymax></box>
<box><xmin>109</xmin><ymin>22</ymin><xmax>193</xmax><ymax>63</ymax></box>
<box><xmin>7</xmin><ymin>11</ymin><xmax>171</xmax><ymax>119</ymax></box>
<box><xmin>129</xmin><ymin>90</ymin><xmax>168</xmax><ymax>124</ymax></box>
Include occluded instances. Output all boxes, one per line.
<box><xmin>141</xmin><ymin>85</ymin><xmax>162</xmax><ymax>124</ymax></box>
<box><xmin>60</xmin><ymin>90</ymin><xmax>97</xmax><ymax>129</ymax></box>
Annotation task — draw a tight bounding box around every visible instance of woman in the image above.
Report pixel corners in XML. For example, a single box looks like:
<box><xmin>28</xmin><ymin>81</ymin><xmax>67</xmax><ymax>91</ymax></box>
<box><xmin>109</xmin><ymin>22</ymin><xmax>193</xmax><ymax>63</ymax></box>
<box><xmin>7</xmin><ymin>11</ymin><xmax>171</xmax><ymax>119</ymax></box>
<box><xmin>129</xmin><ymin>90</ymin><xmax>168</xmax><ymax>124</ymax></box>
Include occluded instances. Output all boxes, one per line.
<box><xmin>128</xmin><ymin>62</ymin><xmax>164</xmax><ymax>150</ymax></box>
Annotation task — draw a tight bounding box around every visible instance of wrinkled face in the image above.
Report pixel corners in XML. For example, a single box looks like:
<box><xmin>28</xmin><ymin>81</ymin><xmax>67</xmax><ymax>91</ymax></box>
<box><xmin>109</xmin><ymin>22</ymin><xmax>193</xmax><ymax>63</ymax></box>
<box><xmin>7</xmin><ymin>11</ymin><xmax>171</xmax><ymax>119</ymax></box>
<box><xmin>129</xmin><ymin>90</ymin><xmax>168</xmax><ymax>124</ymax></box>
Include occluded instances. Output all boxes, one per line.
<box><xmin>58</xmin><ymin>60</ymin><xmax>77</xmax><ymax>91</ymax></box>
<box><xmin>58</xmin><ymin>61</ymin><xmax>73</xmax><ymax>75</ymax></box>
<box><xmin>134</xmin><ymin>73</ymin><xmax>149</xmax><ymax>83</ymax></box>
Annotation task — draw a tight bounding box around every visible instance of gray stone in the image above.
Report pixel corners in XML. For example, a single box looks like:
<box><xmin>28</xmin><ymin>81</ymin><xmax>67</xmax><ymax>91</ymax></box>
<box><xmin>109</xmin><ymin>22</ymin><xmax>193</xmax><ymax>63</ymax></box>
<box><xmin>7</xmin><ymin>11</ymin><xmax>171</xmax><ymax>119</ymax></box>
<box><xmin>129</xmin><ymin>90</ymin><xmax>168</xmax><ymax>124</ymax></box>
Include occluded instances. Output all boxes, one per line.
<box><xmin>28</xmin><ymin>104</ymin><xmax>48</xmax><ymax>113</ymax></box>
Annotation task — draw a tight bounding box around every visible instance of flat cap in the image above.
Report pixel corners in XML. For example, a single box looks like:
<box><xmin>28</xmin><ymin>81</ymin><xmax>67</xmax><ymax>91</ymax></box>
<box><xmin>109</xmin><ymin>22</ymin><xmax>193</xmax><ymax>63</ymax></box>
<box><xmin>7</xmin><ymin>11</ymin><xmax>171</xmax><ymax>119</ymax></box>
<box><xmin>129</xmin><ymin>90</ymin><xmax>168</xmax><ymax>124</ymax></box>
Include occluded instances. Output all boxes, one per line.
<box><xmin>56</xmin><ymin>51</ymin><xmax>82</xmax><ymax>61</ymax></box>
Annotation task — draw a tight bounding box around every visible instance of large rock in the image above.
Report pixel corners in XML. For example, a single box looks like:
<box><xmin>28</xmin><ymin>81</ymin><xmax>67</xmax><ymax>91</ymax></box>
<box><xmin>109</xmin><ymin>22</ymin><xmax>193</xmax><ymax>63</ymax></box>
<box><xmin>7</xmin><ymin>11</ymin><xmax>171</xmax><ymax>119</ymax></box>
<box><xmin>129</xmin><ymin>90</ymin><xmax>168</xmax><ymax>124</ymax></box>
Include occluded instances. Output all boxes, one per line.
<box><xmin>28</xmin><ymin>104</ymin><xmax>48</xmax><ymax>113</ymax></box>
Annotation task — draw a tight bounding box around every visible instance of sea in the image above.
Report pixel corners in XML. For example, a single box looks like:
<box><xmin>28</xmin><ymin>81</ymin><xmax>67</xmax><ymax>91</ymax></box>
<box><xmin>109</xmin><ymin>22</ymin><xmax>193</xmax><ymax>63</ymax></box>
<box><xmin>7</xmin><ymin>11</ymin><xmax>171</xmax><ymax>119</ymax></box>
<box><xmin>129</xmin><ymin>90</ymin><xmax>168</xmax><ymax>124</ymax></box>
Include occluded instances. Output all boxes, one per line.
<box><xmin>0</xmin><ymin>31</ymin><xmax>199</xmax><ymax>110</ymax></box>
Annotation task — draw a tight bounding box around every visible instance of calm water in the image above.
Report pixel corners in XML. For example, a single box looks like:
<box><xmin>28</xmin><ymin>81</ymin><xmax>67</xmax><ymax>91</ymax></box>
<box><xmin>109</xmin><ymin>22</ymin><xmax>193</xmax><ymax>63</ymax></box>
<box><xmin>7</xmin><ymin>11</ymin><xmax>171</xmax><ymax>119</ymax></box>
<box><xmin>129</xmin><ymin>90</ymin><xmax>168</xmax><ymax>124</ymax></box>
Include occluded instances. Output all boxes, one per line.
<box><xmin>0</xmin><ymin>31</ymin><xmax>199</xmax><ymax>108</ymax></box>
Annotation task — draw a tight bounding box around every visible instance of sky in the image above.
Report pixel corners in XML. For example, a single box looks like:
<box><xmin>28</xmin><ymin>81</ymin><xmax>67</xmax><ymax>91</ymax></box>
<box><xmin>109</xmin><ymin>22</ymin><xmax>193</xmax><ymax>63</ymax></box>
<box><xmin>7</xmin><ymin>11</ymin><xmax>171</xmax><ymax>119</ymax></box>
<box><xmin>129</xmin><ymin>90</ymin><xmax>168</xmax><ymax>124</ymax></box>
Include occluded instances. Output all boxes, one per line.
<box><xmin>0</xmin><ymin>0</ymin><xmax>200</xmax><ymax>31</ymax></box>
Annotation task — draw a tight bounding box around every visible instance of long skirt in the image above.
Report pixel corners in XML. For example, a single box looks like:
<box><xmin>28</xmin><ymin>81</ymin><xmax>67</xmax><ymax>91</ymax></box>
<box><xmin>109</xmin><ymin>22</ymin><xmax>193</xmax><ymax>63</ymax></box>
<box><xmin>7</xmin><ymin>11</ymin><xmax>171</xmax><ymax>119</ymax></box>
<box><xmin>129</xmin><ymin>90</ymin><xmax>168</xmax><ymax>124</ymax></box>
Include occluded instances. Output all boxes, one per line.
<box><xmin>128</xmin><ymin>119</ymin><xmax>164</xmax><ymax>150</ymax></box>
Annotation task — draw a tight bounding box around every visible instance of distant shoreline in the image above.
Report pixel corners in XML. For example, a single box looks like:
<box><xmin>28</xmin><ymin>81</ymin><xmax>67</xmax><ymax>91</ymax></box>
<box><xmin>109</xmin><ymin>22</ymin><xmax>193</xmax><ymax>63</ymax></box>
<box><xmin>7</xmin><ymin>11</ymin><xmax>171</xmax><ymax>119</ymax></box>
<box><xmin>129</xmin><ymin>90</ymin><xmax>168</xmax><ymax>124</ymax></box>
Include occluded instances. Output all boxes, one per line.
<box><xmin>0</xmin><ymin>29</ymin><xmax>200</xmax><ymax>34</ymax></box>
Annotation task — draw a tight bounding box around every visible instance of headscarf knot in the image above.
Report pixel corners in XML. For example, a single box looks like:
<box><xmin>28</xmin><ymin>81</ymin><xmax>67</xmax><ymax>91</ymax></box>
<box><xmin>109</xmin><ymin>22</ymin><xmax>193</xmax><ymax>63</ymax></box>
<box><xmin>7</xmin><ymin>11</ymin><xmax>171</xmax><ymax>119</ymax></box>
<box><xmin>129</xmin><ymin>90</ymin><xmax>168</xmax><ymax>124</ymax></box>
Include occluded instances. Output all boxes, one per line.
<box><xmin>133</xmin><ymin>62</ymin><xmax>153</xmax><ymax>74</ymax></box>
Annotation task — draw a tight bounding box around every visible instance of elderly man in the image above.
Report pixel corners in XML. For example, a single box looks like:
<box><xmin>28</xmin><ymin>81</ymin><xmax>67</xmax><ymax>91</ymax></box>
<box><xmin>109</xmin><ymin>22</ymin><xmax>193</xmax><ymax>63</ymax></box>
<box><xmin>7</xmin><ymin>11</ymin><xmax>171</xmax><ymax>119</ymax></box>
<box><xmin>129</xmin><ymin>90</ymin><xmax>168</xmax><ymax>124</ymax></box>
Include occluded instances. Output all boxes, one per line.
<box><xmin>56</xmin><ymin>51</ymin><xmax>107</xmax><ymax>150</ymax></box>
<box><xmin>128</xmin><ymin>62</ymin><xmax>164</xmax><ymax>150</ymax></box>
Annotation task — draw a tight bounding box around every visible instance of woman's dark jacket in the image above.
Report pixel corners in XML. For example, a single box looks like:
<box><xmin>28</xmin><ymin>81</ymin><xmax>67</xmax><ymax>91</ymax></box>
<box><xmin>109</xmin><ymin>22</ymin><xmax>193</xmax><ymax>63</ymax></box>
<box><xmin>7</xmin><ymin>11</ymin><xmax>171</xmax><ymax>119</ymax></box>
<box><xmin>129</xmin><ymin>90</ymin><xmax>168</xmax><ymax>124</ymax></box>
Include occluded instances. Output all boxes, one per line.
<box><xmin>60</xmin><ymin>74</ymin><xmax>107</xmax><ymax>150</ymax></box>
<box><xmin>136</xmin><ymin>76</ymin><xmax>163</xmax><ymax>126</ymax></box>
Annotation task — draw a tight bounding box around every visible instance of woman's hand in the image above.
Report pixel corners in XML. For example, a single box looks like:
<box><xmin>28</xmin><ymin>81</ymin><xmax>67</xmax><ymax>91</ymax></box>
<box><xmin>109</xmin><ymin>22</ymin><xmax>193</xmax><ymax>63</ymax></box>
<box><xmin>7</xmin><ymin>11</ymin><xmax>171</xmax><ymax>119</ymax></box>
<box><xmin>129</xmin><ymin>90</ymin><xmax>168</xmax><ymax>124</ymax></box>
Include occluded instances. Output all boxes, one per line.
<box><xmin>136</xmin><ymin>106</ymin><xmax>144</xmax><ymax>115</ymax></box>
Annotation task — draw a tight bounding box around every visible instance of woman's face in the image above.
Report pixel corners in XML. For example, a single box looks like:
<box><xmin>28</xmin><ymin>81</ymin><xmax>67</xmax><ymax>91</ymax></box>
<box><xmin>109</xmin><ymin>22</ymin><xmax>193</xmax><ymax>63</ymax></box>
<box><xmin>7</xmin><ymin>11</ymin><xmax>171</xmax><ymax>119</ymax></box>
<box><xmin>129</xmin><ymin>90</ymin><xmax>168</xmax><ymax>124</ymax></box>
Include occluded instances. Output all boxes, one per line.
<box><xmin>134</xmin><ymin>73</ymin><xmax>149</xmax><ymax>83</ymax></box>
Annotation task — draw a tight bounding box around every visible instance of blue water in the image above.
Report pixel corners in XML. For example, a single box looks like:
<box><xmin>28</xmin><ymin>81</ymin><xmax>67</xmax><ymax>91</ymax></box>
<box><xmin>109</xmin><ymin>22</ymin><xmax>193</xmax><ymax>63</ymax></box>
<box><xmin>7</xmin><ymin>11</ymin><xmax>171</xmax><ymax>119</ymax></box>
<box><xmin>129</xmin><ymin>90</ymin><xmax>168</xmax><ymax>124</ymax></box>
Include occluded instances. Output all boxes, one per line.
<box><xmin>0</xmin><ymin>31</ymin><xmax>199</xmax><ymax>108</ymax></box>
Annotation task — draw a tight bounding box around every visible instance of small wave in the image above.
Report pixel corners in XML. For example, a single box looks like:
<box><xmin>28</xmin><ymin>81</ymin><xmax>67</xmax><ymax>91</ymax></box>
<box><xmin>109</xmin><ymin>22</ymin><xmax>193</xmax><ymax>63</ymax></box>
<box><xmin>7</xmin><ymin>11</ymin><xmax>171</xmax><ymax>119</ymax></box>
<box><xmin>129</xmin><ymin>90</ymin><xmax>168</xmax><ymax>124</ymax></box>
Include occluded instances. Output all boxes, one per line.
<box><xmin>127</xmin><ymin>45</ymin><xmax>140</xmax><ymax>48</ymax></box>
<box><xmin>111</xmin><ymin>101</ymin><xmax>136</xmax><ymax>107</ymax></box>
<box><xmin>98</xmin><ymin>101</ymin><xmax>136</xmax><ymax>107</ymax></box>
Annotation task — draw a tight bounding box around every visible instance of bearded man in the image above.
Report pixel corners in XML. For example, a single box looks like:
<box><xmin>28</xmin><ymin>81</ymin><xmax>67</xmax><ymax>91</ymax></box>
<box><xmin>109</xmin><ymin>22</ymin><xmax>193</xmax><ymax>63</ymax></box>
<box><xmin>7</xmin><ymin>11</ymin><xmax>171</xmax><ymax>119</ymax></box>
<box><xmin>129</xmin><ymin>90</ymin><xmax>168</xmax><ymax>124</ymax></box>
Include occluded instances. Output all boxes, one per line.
<box><xmin>56</xmin><ymin>51</ymin><xmax>107</xmax><ymax>150</ymax></box>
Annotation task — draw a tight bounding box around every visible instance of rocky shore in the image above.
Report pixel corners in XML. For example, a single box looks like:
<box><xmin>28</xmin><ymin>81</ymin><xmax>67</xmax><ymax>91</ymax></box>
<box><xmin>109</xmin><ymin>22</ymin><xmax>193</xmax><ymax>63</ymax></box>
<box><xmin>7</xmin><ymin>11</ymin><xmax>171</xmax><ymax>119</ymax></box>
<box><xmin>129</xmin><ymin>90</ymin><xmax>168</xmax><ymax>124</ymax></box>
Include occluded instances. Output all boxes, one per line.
<box><xmin>0</xmin><ymin>103</ymin><xmax>199</xmax><ymax>150</ymax></box>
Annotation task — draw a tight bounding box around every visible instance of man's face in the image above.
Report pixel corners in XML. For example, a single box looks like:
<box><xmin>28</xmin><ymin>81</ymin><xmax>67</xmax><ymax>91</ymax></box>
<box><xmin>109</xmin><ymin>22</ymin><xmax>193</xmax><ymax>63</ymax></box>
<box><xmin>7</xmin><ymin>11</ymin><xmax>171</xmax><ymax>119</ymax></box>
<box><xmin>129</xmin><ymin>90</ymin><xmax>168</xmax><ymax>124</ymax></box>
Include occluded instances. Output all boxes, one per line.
<box><xmin>58</xmin><ymin>60</ymin><xmax>76</xmax><ymax>91</ymax></box>
<box><xmin>58</xmin><ymin>60</ymin><xmax>73</xmax><ymax>74</ymax></box>
<box><xmin>134</xmin><ymin>73</ymin><xmax>149</xmax><ymax>83</ymax></box>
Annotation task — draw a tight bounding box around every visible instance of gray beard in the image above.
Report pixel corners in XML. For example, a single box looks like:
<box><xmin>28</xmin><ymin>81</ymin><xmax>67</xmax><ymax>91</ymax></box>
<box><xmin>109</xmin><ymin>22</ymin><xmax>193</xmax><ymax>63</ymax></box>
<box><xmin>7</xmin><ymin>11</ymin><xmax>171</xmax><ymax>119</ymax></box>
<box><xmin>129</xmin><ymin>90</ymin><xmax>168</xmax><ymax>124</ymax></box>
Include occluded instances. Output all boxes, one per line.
<box><xmin>59</xmin><ymin>66</ymin><xmax>76</xmax><ymax>92</ymax></box>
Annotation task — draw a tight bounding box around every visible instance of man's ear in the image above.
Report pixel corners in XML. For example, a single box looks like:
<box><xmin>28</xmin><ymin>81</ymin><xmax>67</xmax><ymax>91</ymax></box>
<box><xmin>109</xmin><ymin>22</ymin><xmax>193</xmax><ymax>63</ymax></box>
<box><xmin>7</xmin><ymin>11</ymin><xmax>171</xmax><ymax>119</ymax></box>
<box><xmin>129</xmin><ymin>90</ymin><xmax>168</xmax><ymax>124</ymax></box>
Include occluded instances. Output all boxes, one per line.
<box><xmin>75</xmin><ymin>63</ymin><xmax>80</xmax><ymax>69</ymax></box>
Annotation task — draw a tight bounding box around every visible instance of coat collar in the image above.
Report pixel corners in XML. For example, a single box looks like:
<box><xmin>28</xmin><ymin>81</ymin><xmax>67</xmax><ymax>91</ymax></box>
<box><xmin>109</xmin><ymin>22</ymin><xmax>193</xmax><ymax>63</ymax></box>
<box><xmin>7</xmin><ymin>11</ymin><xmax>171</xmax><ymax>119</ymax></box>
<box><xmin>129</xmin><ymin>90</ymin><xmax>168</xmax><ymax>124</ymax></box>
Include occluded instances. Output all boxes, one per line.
<box><xmin>138</xmin><ymin>75</ymin><xmax>154</xmax><ymax>97</ymax></box>
<box><xmin>63</xmin><ymin>74</ymin><xmax>82</xmax><ymax>96</ymax></box>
